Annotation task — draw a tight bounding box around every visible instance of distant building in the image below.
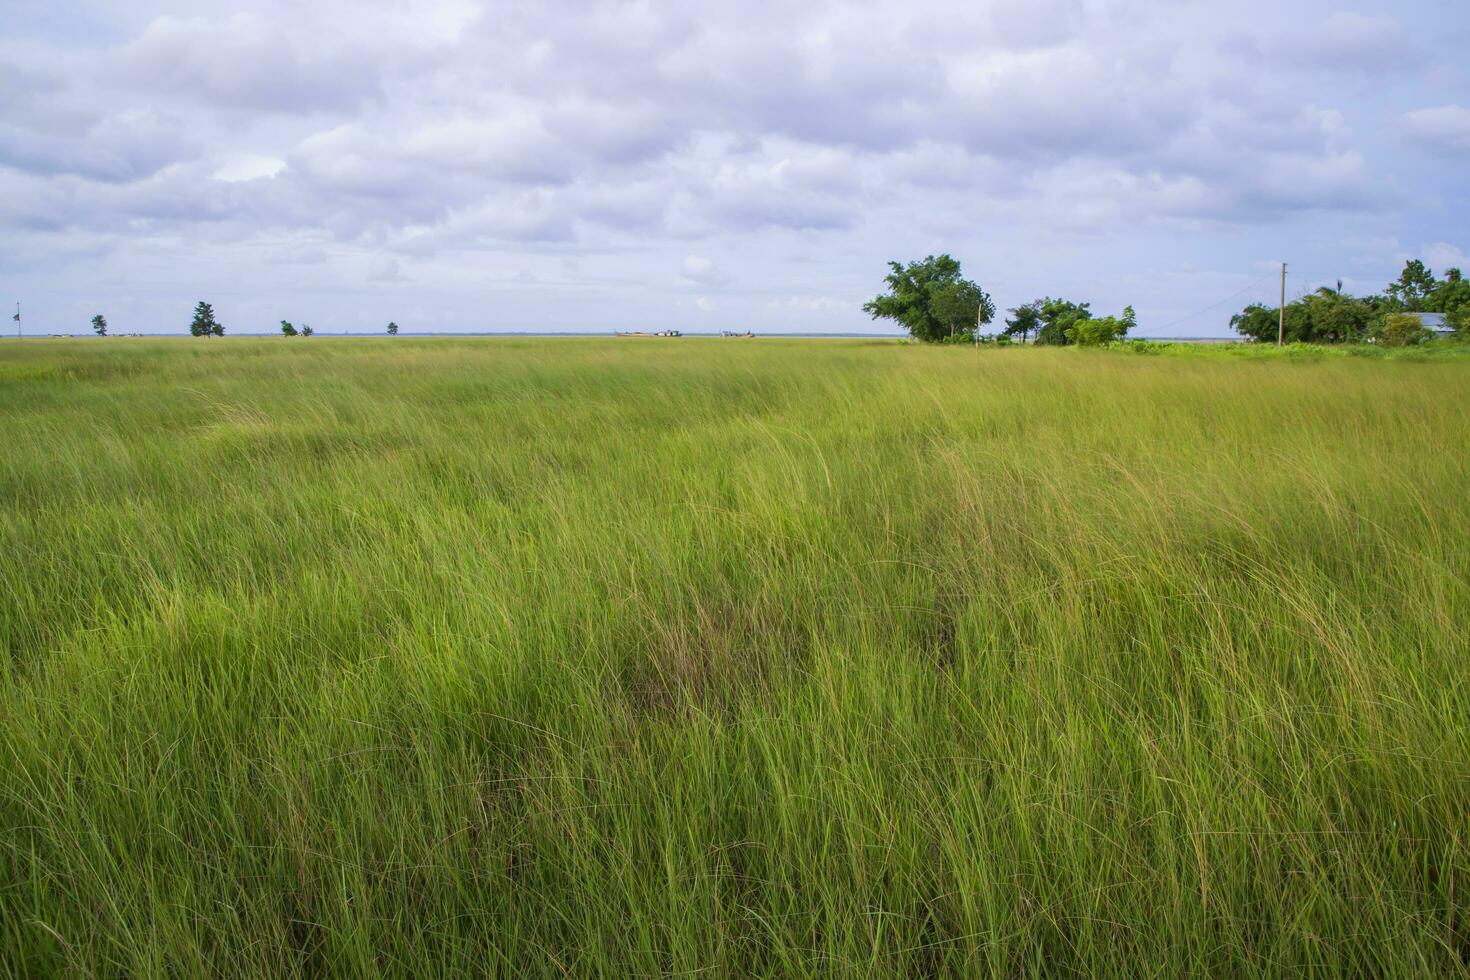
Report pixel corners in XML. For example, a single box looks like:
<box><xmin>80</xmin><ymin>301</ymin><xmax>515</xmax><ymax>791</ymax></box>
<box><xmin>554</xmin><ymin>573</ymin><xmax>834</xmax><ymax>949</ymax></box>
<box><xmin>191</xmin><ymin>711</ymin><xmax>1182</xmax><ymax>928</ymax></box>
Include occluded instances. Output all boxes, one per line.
<box><xmin>1411</xmin><ymin>312</ymin><xmax>1453</xmax><ymax>337</ymax></box>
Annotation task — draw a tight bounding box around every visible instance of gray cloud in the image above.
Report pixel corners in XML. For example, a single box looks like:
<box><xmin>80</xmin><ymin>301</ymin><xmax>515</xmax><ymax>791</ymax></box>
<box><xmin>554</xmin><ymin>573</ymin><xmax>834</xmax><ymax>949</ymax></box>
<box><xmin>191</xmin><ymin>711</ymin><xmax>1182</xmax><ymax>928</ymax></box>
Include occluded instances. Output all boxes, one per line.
<box><xmin>115</xmin><ymin>14</ymin><xmax>383</xmax><ymax>114</ymax></box>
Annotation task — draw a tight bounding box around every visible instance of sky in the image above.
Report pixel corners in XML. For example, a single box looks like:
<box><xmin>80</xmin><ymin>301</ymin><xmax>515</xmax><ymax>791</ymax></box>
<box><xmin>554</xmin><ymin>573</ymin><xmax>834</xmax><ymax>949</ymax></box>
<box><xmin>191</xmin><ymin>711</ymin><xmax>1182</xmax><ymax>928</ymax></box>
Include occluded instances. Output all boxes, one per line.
<box><xmin>2</xmin><ymin>0</ymin><xmax>1468</xmax><ymax>337</ymax></box>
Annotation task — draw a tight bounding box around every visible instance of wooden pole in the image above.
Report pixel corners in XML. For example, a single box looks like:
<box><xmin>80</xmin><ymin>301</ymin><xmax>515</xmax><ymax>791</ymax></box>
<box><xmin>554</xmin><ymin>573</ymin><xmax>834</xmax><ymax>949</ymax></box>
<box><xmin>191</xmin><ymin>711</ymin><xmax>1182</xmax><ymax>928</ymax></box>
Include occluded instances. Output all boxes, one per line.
<box><xmin>1277</xmin><ymin>263</ymin><xmax>1286</xmax><ymax>346</ymax></box>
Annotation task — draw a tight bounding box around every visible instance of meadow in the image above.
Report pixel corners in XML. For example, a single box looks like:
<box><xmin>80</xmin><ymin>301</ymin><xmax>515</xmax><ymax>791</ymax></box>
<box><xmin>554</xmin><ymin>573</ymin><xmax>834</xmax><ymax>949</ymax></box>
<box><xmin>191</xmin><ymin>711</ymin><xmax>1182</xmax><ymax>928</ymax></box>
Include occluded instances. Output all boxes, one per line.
<box><xmin>2</xmin><ymin>337</ymin><xmax>1468</xmax><ymax>977</ymax></box>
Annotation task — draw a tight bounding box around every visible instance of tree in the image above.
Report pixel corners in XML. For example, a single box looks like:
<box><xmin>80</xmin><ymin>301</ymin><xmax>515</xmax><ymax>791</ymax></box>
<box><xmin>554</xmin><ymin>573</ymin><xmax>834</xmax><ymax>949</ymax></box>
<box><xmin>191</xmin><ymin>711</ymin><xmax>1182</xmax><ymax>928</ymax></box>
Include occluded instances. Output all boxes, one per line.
<box><xmin>931</xmin><ymin>281</ymin><xmax>993</xmax><ymax>339</ymax></box>
<box><xmin>1378</xmin><ymin>312</ymin><xmax>1434</xmax><ymax>347</ymax></box>
<box><xmin>1388</xmin><ymin>260</ymin><xmax>1437</xmax><ymax>311</ymax></box>
<box><xmin>1002</xmin><ymin>302</ymin><xmax>1041</xmax><ymax>343</ymax></box>
<box><xmin>1301</xmin><ymin>288</ymin><xmax>1375</xmax><ymax>343</ymax></box>
<box><xmin>862</xmin><ymin>255</ymin><xmax>994</xmax><ymax>343</ymax></box>
<box><xmin>280</xmin><ymin>320</ymin><xmax>298</xmax><ymax>337</ymax></box>
<box><xmin>1231</xmin><ymin>289</ymin><xmax>1386</xmax><ymax>344</ymax></box>
<box><xmin>1067</xmin><ymin>305</ymin><xmax>1135</xmax><ymax>346</ymax></box>
<box><xmin>386</xmin><ymin>321</ymin><xmax>399</xmax><ymax>335</ymax></box>
<box><xmin>91</xmin><ymin>314</ymin><xmax>107</xmax><ymax>337</ymax></box>
<box><xmin>1428</xmin><ymin>267</ymin><xmax>1470</xmax><ymax>321</ymax></box>
<box><xmin>190</xmin><ymin>301</ymin><xmax>223</xmax><ymax>337</ymax></box>
<box><xmin>301</xmin><ymin>324</ymin><xmax>314</xmax><ymax>337</ymax></box>
<box><xmin>1450</xmin><ymin>304</ymin><xmax>1470</xmax><ymax>339</ymax></box>
<box><xmin>1230</xmin><ymin>303</ymin><xmax>1279</xmax><ymax>343</ymax></box>
<box><xmin>1034</xmin><ymin>298</ymin><xmax>1092</xmax><ymax>345</ymax></box>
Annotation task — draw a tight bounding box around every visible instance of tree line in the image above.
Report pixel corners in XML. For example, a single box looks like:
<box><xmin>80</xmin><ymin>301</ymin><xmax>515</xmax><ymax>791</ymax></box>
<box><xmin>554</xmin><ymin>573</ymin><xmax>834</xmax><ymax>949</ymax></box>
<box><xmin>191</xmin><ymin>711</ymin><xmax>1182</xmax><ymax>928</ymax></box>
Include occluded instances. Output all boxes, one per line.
<box><xmin>1230</xmin><ymin>260</ymin><xmax>1469</xmax><ymax>345</ymax></box>
<box><xmin>863</xmin><ymin>254</ymin><xmax>1135</xmax><ymax>346</ymax></box>
<box><xmin>83</xmin><ymin>303</ymin><xmax>402</xmax><ymax>337</ymax></box>
<box><xmin>865</xmin><ymin>254</ymin><xmax>1469</xmax><ymax>346</ymax></box>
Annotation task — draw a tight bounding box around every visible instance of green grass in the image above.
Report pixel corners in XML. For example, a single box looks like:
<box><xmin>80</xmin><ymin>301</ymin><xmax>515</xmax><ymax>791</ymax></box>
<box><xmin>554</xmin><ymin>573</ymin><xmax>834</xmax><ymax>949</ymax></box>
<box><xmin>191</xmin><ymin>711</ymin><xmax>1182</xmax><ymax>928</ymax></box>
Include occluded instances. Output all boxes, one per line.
<box><xmin>2</xmin><ymin>337</ymin><xmax>1468</xmax><ymax>977</ymax></box>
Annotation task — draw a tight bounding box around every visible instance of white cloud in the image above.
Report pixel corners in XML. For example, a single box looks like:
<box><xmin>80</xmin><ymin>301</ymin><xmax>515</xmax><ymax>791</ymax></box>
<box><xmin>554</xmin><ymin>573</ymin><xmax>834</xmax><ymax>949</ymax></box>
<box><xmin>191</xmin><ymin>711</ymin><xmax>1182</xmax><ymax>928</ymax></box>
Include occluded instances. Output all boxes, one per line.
<box><xmin>0</xmin><ymin>0</ymin><xmax>1466</xmax><ymax>337</ymax></box>
<box><xmin>680</xmin><ymin>255</ymin><xmax>725</xmax><ymax>284</ymax></box>
<box><xmin>1403</xmin><ymin>105</ymin><xmax>1470</xmax><ymax>152</ymax></box>
<box><xmin>1421</xmin><ymin>242</ymin><xmax>1470</xmax><ymax>272</ymax></box>
<box><xmin>212</xmin><ymin>155</ymin><xmax>285</xmax><ymax>182</ymax></box>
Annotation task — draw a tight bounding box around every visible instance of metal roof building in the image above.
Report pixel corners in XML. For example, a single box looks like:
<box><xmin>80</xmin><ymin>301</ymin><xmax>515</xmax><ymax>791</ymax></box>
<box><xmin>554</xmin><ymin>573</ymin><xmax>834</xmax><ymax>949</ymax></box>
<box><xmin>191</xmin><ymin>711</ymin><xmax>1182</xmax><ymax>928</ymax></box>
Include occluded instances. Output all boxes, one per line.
<box><xmin>1411</xmin><ymin>312</ymin><xmax>1453</xmax><ymax>336</ymax></box>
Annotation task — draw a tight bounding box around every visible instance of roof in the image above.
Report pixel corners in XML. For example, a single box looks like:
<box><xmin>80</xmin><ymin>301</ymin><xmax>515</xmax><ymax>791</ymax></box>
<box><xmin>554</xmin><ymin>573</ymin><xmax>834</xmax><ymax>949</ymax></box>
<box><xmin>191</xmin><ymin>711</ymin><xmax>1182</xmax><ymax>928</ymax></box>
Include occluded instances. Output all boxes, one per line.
<box><xmin>1411</xmin><ymin>312</ymin><xmax>1451</xmax><ymax>333</ymax></box>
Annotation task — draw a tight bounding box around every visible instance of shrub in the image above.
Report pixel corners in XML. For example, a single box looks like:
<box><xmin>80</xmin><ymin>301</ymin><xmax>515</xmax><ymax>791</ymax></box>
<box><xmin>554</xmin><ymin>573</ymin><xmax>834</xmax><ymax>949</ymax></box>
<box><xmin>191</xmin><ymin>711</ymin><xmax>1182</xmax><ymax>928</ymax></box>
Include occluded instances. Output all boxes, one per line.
<box><xmin>1113</xmin><ymin>339</ymin><xmax>1170</xmax><ymax>355</ymax></box>
<box><xmin>1378</xmin><ymin>313</ymin><xmax>1434</xmax><ymax>348</ymax></box>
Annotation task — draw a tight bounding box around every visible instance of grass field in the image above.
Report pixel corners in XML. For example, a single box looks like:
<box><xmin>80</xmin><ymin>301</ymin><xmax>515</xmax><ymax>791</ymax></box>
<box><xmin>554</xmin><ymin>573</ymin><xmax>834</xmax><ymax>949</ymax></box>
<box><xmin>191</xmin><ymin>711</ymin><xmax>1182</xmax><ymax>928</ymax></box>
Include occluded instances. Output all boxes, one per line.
<box><xmin>2</xmin><ymin>337</ymin><xmax>1469</xmax><ymax>977</ymax></box>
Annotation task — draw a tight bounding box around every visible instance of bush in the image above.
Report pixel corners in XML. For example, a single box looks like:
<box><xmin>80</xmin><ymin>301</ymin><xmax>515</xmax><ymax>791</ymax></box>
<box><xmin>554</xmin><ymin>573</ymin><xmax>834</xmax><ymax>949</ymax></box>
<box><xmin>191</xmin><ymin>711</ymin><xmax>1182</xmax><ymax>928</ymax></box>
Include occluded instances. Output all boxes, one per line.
<box><xmin>1067</xmin><ymin>315</ymin><xmax>1129</xmax><ymax>346</ymax></box>
<box><xmin>1377</xmin><ymin>313</ymin><xmax>1434</xmax><ymax>348</ymax></box>
<box><xmin>1111</xmin><ymin>339</ymin><xmax>1170</xmax><ymax>355</ymax></box>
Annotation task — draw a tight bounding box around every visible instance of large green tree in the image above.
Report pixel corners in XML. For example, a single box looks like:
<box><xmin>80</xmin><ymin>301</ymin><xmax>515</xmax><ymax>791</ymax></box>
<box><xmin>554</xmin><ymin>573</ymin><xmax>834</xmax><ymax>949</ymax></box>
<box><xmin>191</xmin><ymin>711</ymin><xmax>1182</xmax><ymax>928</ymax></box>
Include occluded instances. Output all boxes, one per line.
<box><xmin>190</xmin><ymin>301</ymin><xmax>223</xmax><ymax>337</ymax></box>
<box><xmin>1302</xmin><ymin>287</ymin><xmax>1377</xmax><ymax>343</ymax></box>
<box><xmin>863</xmin><ymin>255</ymin><xmax>995</xmax><ymax>342</ymax></box>
<box><xmin>1388</xmin><ymin>260</ymin><xmax>1437</xmax><ymax>311</ymax></box>
<box><xmin>1033</xmin><ymin>298</ymin><xmax>1091</xmax><ymax>345</ymax></box>
<box><xmin>91</xmin><ymin>314</ymin><xmax>107</xmax><ymax>337</ymax></box>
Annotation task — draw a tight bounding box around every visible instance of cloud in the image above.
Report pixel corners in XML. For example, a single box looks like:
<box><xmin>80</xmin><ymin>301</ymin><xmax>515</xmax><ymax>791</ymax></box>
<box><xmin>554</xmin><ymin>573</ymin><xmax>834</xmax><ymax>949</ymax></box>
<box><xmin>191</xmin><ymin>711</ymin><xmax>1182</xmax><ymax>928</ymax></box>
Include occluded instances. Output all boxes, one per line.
<box><xmin>115</xmin><ymin>14</ymin><xmax>382</xmax><ymax>114</ymax></box>
<box><xmin>1242</xmin><ymin>13</ymin><xmax>1415</xmax><ymax>74</ymax></box>
<box><xmin>263</xmin><ymin>242</ymin><xmax>329</xmax><ymax>265</ymax></box>
<box><xmin>1403</xmin><ymin>105</ymin><xmax>1470</xmax><ymax>152</ymax></box>
<box><xmin>0</xmin><ymin>0</ymin><xmax>1465</xmax><ymax>337</ymax></box>
<box><xmin>369</xmin><ymin>256</ymin><xmax>407</xmax><ymax>282</ymax></box>
<box><xmin>1421</xmin><ymin>242</ymin><xmax>1470</xmax><ymax>272</ymax></box>
<box><xmin>680</xmin><ymin>255</ymin><xmax>726</xmax><ymax>285</ymax></box>
<box><xmin>0</xmin><ymin>108</ymin><xmax>196</xmax><ymax>183</ymax></box>
<box><xmin>212</xmin><ymin>155</ymin><xmax>286</xmax><ymax>182</ymax></box>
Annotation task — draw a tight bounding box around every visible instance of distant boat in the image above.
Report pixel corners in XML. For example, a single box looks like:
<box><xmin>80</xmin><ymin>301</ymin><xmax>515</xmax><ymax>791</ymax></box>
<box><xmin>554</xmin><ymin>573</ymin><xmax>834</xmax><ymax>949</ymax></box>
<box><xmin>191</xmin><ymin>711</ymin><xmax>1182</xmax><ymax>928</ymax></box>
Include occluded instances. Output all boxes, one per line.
<box><xmin>616</xmin><ymin>329</ymin><xmax>683</xmax><ymax>337</ymax></box>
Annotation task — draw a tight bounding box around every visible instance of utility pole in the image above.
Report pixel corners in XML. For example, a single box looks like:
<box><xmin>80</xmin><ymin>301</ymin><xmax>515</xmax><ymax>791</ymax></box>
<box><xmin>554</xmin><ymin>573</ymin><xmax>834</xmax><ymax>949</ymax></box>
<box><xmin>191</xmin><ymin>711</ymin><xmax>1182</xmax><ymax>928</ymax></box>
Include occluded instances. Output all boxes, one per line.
<box><xmin>1277</xmin><ymin>263</ymin><xmax>1286</xmax><ymax>346</ymax></box>
<box><xmin>12</xmin><ymin>303</ymin><xmax>19</xmax><ymax>340</ymax></box>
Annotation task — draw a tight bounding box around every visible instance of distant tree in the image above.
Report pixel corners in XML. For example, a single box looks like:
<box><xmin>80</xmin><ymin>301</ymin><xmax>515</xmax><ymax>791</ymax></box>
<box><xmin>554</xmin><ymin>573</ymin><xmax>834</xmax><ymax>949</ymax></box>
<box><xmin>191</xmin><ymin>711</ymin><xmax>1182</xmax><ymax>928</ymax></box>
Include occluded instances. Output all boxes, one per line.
<box><xmin>280</xmin><ymin>320</ymin><xmax>298</xmax><ymax>337</ymax></box>
<box><xmin>1034</xmin><ymin>298</ymin><xmax>1092</xmax><ymax>345</ymax></box>
<box><xmin>1302</xmin><ymin>288</ymin><xmax>1376</xmax><ymax>343</ymax></box>
<box><xmin>1377</xmin><ymin>312</ymin><xmax>1434</xmax><ymax>347</ymax></box>
<box><xmin>190</xmin><ymin>301</ymin><xmax>223</xmax><ymax>337</ymax></box>
<box><xmin>862</xmin><ymin>255</ymin><xmax>994</xmax><ymax>342</ymax></box>
<box><xmin>1428</xmin><ymin>267</ymin><xmax>1470</xmax><ymax>321</ymax></box>
<box><xmin>1233</xmin><ymin>286</ymin><xmax>1391</xmax><ymax>344</ymax></box>
<box><xmin>386</xmin><ymin>321</ymin><xmax>399</xmax><ymax>335</ymax></box>
<box><xmin>1388</xmin><ymin>260</ymin><xmax>1437</xmax><ymax>311</ymax></box>
<box><xmin>301</xmin><ymin>324</ymin><xmax>314</xmax><ymax>337</ymax></box>
<box><xmin>1230</xmin><ymin>303</ymin><xmax>1279</xmax><ymax>343</ymax></box>
<box><xmin>91</xmin><ymin>314</ymin><xmax>107</xmax><ymax>337</ymax></box>
<box><xmin>932</xmin><ymin>280</ymin><xmax>995</xmax><ymax>339</ymax></box>
<box><xmin>1002</xmin><ymin>302</ymin><xmax>1041</xmax><ymax>343</ymax></box>
<box><xmin>1450</xmin><ymin>304</ymin><xmax>1470</xmax><ymax>339</ymax></box>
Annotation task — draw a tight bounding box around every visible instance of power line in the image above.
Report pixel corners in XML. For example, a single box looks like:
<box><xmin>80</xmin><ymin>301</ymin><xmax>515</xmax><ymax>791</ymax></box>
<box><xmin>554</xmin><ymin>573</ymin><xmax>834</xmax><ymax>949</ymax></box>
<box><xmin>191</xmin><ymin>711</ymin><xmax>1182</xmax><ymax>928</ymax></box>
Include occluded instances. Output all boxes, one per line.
<box><xmin>1150</xmin><ymin>270</ymin><xmax>1278</xmax><ymax>334</ymax></box>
